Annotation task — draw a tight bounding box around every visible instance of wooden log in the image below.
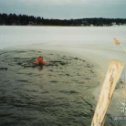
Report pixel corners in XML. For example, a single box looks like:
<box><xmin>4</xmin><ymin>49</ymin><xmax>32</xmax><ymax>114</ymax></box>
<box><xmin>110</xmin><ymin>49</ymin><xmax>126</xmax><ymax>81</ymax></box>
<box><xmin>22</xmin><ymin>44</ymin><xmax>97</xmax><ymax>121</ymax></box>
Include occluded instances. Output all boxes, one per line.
<box><xmin>91</xmin><ymin>60</ymin><xmax>124</xmax><ymax>126</ymax></box>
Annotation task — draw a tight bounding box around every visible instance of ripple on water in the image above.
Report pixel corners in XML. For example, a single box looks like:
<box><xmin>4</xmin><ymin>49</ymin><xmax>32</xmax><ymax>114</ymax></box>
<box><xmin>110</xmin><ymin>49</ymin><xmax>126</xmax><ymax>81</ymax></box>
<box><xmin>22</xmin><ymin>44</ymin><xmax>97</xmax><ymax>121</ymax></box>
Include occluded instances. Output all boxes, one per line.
<box><xmin>0</xmin><ymin>50</ymin><xmax>99</xmax><ymax>126</ymax></box>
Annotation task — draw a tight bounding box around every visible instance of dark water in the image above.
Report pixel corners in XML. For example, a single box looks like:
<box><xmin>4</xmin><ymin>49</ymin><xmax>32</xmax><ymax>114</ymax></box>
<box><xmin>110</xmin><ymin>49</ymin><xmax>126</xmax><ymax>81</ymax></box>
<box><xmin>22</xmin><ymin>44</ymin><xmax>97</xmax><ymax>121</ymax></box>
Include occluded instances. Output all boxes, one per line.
<box><xmin>0</xmin><ymin>50</ymin><xmax>100</xmax><ymax>126</ymax></box>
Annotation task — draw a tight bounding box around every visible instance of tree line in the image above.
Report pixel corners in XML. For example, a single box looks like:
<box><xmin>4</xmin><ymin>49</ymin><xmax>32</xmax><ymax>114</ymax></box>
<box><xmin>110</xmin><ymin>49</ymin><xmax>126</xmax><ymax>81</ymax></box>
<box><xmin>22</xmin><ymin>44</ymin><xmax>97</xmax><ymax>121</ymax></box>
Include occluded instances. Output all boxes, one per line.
<box><xmin>0</xmin><ymin>13</ymin><xmax>126</xmax><ymax>26</ymax></box>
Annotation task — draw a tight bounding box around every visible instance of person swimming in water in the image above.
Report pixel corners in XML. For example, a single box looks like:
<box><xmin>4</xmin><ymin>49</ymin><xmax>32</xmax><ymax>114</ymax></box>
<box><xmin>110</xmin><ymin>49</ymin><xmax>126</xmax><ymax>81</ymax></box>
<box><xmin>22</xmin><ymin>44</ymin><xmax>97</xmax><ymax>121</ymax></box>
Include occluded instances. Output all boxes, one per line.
<box><xmin>34</xmin><ymin>56</ymin><xmax>47</xmax><ymax>65</ymax></box>
<box><xmin>33</xmin><ymin>56</ymin><xmax>47</xmax><ymax>70</ymax></box>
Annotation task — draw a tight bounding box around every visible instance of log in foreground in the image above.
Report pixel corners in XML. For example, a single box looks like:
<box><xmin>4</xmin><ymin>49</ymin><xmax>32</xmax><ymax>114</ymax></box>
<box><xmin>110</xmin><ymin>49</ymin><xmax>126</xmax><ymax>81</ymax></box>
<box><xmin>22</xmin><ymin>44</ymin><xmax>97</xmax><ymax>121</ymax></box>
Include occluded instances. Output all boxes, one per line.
<box><xmin>91</xmin><ymin>60</ymin><xmax>124</xmax><ymax>126</ymax></box>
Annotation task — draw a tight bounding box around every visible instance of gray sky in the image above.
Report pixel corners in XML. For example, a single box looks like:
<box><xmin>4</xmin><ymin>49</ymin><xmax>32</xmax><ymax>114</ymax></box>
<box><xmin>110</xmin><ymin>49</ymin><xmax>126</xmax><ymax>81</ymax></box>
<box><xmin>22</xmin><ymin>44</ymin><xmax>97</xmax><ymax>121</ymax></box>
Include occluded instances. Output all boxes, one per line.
<box><xmin>0</xmin><ymin>0</ymin><xmax>125</xmax><ymax>19</ymax></box>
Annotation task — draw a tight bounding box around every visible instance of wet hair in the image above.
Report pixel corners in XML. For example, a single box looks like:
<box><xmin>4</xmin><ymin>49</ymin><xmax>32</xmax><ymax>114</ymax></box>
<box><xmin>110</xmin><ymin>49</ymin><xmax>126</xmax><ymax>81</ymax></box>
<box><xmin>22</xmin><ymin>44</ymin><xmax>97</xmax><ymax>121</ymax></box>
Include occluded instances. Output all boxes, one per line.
<box><xmin>39</xmin><ymin>56</ymin><xmax>43</xmax><ymax>58</ymax></box>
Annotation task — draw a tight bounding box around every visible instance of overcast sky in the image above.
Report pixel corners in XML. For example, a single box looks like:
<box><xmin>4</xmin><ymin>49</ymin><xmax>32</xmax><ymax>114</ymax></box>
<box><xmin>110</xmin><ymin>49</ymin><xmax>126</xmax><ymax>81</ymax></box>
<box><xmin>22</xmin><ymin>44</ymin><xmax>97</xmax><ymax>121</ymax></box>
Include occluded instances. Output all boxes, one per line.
<box><xmin>0</xmin><ymin>0</ymin><xmax>125</xmax><ymax>19</ymax></box>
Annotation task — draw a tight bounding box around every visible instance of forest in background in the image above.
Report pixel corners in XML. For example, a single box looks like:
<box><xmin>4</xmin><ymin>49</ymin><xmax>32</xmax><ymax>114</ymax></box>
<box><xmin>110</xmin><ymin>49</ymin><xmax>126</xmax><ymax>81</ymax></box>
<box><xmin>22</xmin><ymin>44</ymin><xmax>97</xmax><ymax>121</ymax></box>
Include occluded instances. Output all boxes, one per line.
<box><xmin>0</xmin><ymin>13</ymin><xmax>126</xmax><ymax>26</ymax></box>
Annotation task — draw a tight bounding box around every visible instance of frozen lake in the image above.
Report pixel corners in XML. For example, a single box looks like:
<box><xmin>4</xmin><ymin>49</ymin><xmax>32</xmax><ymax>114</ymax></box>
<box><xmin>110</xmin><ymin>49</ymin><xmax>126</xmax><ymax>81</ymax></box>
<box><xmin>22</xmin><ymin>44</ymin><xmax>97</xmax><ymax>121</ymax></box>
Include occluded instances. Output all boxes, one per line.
<box><xmin>0</xmin><ymin>26</ymin><xmax>126</xmax><ymax>49</ymax></box>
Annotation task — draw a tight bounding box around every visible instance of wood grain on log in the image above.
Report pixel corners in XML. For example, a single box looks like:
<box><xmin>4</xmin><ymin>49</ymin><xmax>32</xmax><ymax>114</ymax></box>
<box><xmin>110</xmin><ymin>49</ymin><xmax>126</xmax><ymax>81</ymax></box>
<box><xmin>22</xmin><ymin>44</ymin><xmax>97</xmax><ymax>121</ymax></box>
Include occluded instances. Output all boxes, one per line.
<box><xmin>91</xmin><ymin>60</ymin><xmax>124</xmax><ymax>126</ymax></box>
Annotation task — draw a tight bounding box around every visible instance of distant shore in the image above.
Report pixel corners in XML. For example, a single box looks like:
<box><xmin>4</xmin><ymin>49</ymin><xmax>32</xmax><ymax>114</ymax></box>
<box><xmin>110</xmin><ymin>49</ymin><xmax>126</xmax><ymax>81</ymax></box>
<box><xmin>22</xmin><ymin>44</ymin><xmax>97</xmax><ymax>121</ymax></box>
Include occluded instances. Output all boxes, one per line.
<box><xmin>1</xmin><ymin>13</ymin><xmax>126</xmax><ymax>26</ymax></box>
